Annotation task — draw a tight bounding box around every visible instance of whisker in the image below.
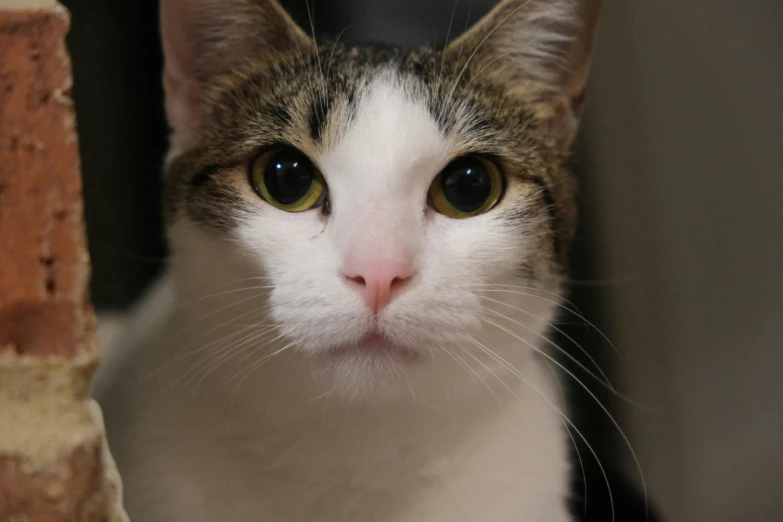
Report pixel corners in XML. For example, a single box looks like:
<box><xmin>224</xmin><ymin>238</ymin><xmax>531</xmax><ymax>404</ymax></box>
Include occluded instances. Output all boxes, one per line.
<box><xmin>304</xmin><ymin>0</ymin><xmax>328</xmax><ymax>117</ymax></box>
<box><xmin>453</xmin><ymin>344</ymin><xmax>504</xmax><ymax>406</ymax></box>
<box><xmin>220</xmin><ymin>330</ymin><xmax>289</xmax><ymax>385</ymax></box>
<box><xmin>326</xmin><ymin>24</ymin><xmax>355</xmax><ymax>79</ymax></box>
<box><xmin>438</xmin><ymin>0</ymin><xmax>460</xmax><ymax>85</ymax></box>
<box><xmin>173</xmin><ymin>285</ymin><xmax>276</xmax><ymax>310</ymax></box>
<box><xmin>459</xmin><ymin>332</ymin><xmax>613</xmax><ymax>522</ymax></box>
<box><xmin>227</xmin><ymin>338</ymin><xmax>299</xmax><ymax>404</ymax></box>
<box><xmin>446</xmin><ymin>0</ymin><xmax>534</xmax><ymax>110</ymax></box>
<box><xmin>474</xmin><ymin>285</ymin><xmax>621</xmax><ymax>356</ymax></box>
<box><xmin>561</xmin><ymin>275</ymin><xmax>637</xmax><ymax>287</ymax></box>
<box><xmin>437</xmin><ymin>4</ymin><xmax>473</xmax><ymax>113</ymax></box>
<box><xmin>542</xmin><ymin>356</ymin><xmax>588</xmax><ymax>512</ymax></box>
<box><xmin>316</xmin><ymin>380</ymin><xmax>339</xmax><ymax>427</ymax></box>
<box><xmin>435</xmin><ymin>344</ymin><xmax>497</xmax><ymax>405</ymax></box>
<box><xmin>192</xmin><ymin>327</ymin><xmax>280</xmax><ymax>392</ymax></box>
<box><xmin>471</xmin><ymin>282</ymin><xmax>585</xmax><ymax>316</ymax></box>
<box><xmin>220</xmin><ymin>334</ymin><xmax>296</xmax><ymax>416</ymax></box>
<box><xmin>283</xmin><ymin>0</ymin><xmax>308</xmax><ymax>72</ymax></box>
<box><xmin>477</xmin><ymin>314</ymin><xmax>647</xmax><ymax>514</ymax></box>
<box><xmin>171</xmin><ymin>325</ymin><xmax>274</xmax><ymax>393</ymax></box>
<box><xmin>156</xmin><ymin>288</ymin><xmax>319</xmax><ymax>374</ymax></box>
<box><xmin>455</xmin><ymin>341</ymin><xmax>515</xmax><ymax>399</ymax></box>
<box><xmin>459</xmin><ymin>50</ymin><xmax>514</xmax><ymax>93</ymax></box>
<box><xmin>479</xmin><ymin>295</ymin><xmax>615</xmax><ymax>391</ymax></box>
<box><xmin>152</xmin><ymin>307</ymin><xmax>278</xmax><ymax>375</ymax></box>
<box><xmin>404</xmin><ymin>376</ymin><xmax>418</xmax><ymax>404</ymax></box>
<box><xmin>160</xmin><ymin>291</ymin><xmax>274</xmax><ymax>346</ymax></box>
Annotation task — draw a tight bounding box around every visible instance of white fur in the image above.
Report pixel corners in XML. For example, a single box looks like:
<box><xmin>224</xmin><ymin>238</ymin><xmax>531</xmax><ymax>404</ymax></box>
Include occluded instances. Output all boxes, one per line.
<box><xmin>99</xmin><ymin>74</ymin><xmax>572</xmax><ymax>522</ymax></box>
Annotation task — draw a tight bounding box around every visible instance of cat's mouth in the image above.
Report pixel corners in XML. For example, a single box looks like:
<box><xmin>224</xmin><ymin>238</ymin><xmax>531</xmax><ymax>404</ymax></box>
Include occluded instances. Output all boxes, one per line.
<box><xmin>326</xmin><ymin>330</ymin><xmax>419</xmax><ymax>363</ymax></box>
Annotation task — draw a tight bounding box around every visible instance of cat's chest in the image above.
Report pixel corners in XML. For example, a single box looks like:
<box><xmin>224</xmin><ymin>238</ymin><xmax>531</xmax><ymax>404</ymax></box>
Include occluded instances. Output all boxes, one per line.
<box><xmin>139</xmin><ymin>439</ymin><xmax>571</xmax><ymax>522</ymax></box>
<box><xmin>127</xmin><ymin>390</ymin><xmax>571</xmax><ymax>522</ymax></box>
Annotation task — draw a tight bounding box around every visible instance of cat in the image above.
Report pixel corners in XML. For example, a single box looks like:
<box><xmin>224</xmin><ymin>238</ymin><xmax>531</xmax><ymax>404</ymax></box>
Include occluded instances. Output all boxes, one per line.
<box><xmin>97</xmin><ymin>0</ymin><xmax>650</xmax><ymax>520</ymax></box>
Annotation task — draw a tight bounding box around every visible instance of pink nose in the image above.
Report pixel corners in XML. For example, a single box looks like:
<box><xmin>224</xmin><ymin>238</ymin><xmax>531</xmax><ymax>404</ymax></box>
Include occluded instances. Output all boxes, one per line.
<box><xmin>342</xmin><ymin>257</ymin><xmax>415</xmax><ymax>314</ymax></box>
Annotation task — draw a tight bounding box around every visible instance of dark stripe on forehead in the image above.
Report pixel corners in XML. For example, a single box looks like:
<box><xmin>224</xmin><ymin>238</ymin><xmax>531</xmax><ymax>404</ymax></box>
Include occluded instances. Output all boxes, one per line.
<box><xmin>309</xmin><ymin>94</ymin><xmax>332</xmax><ymax>141</ymax></box>
<box><xmin>463</xmin><ymin>115</ymin><xmax>494</xmax><ymax>139</ymax></box>
<box><xmin>346</xmin><ymin>89</ymin><xmax>358</xmax><ymax>122</ymax></box>
<box><xmin>267</xmin><ymin>103</ymin><xmax>293</xmax><ymax>128</ymax></box>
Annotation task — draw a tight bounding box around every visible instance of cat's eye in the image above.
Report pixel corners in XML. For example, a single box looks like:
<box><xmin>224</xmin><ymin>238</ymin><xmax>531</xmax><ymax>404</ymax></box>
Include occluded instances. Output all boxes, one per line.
<box><xmin>428</xmin><ymin>156</ymin><xmax>504</xmax><ymax>218</ymax></box>
<box><xmin>250</xmin><ymin>147</ymin><xmax>326</xmax><ymax>212</ymax></box>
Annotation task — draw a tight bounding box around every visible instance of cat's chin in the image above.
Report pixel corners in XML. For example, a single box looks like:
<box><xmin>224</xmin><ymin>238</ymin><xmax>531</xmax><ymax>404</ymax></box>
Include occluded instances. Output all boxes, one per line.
<box><xmin>324</xmin><ymin>332</ymin><xmax>420</xmax><ymax>365</ymax></box>
<box><xmin>305</xmin><ymin>331</ymin><xmax>426</xmax><ymax>399</ymax></box>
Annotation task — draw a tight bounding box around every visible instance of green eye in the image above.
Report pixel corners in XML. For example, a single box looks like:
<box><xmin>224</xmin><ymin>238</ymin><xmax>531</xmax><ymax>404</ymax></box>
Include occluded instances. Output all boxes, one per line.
<box><xmin>250</xmin><ymin>147</ymin><xmax>326</xmax><ymax>212</ymax></box>
<box><xmin>428</xmin><ymin>156</ymin><xmax>504</xmax><ymax>218</ymax></box>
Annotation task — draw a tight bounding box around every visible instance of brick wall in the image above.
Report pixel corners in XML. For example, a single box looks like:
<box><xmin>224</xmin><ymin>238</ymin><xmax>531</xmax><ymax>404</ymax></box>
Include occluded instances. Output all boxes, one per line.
<box><xmin>0</xmin><ymin>1</ymin><xmax>127</xmax><ymax>519</ymax></box>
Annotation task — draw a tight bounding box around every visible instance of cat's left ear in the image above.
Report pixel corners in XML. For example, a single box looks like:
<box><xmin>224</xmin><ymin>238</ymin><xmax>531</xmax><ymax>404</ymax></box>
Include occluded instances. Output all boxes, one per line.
<box><xmin>446</xmin><ymin>0</ymin><xmax>602</xmax><ymax>145</ymax></box>
<box><xmin>160</xmin><ymin>0</ymin><xmax>312</xmax><ymax>153</ymax></box>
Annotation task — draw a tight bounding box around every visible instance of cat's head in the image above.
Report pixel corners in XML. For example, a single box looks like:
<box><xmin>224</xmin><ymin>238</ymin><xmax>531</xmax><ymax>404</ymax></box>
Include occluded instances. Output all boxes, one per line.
<box><xmin>159</xmin><ymin>0</ymin><xmax>601</xmax><ymax>396</ymax></box>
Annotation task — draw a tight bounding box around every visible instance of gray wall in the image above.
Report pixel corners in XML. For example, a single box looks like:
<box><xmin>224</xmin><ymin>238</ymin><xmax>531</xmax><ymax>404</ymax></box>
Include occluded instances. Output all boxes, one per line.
<box><xmin>583</xmin><ymin>2</ymin><xmax>783</xmax><ymax>520</ymax></box>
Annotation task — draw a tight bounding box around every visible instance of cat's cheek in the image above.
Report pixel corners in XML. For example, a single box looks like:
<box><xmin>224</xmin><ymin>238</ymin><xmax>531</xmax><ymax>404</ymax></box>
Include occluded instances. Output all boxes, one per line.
<box><xmin>234</xmin><ymin>210</ymin><xmax>329</xmax><ymax>263</ymax></box>
<box><xmin>425</xmin><ymin>213</ymin><xmax>528</xmax><ymax>283</ymax></box>
<box><xmin>230</xmin><ymin>212</ymin><xmax>368</xmax><ymax>344</ymax></box>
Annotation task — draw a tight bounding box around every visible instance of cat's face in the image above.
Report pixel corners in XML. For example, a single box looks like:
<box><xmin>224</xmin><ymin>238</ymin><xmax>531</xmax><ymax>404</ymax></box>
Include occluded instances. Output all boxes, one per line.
<box><xmin>160</xmin><ymin>0</ymin><xmax>599</xmax><ymax>394</ymax></box>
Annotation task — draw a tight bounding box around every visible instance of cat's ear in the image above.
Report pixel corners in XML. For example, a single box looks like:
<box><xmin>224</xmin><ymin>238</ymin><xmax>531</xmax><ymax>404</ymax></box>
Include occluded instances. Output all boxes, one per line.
<box><xmin>160</xmin><ymin>0</ymin><xmax>311</xmax><ymax>152</ymax></box>
<box><xmin>446</xmin><ymin>0</ymin><xmax>602</xmax><ymax>143</ymax></box>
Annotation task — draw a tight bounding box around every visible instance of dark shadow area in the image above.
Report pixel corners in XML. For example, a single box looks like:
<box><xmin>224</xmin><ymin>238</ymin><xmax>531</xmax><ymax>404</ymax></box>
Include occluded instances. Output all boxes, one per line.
<box><xmin>63</xmin><ymin>0</ymin><xmax>168</xmax><ymax>308</ymax></box>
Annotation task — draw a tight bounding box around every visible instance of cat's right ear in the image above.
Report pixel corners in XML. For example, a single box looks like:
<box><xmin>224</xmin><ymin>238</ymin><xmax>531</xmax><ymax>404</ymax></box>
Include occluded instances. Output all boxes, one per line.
<box><xmin>446</xmin><ymin>0</ymin><xmax>602</xmax><ymax>148</ymax></box>
<box><xmin>160</xmin><ymin>0</ymin><xmax>311</xmax><ymax>153</ymax></box>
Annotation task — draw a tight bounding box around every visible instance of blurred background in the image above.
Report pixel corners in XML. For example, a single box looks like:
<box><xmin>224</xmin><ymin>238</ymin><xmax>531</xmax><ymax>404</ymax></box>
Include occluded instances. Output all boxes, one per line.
<box><xmin>60</xmin><ymin>1</ymin><xmax>783</xmax><ymax>521</ymax></box>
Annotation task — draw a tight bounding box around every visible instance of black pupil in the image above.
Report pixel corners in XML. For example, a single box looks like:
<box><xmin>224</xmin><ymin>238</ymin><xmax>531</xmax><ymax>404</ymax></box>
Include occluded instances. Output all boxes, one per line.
<box><xmin>441</xmin><ymin>158</ymin><xmax>492</xmax><ymax>213</ymax></box>
<box><xmin>263</xmin><ymin>151</ymin><xmax>314</xmax><ymax>204</ymax></box>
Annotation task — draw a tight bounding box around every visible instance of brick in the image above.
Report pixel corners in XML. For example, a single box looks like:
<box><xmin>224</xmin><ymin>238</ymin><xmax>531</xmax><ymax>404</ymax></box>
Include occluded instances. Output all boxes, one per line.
<box><xmin>0</xmin><ymin>1</ymin><xmax>128</xmax><ymax>520</ymax></box>
<box><xmin>0</xmin><ymin>447</ymin><xmax>105</xmax><ymax>522</ymax></box>
<box><xmin>0</xmin><ymin>0</ymin><xmax>90</xmax><ymax>360</ymax></box>
<box><xmin>0</xmin><ymin>357</ymin><xmax>104</xmax><ymax>522</ymax></box>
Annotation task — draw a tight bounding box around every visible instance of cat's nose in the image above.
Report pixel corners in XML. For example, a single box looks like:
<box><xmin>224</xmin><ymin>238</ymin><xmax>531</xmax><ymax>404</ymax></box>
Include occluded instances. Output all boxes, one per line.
<box><xmin>342</xmin><ymin>257</ymin><xmax>415</xmax><ymax>314</ymax></box>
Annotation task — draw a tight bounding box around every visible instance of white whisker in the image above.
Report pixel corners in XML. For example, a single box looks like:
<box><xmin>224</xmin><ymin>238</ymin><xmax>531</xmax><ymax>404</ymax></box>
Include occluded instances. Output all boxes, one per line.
<box><xmin>474</xmin><ymin>285</ymin><xmax>621</xmax><ymax>356</ymax></box>
<box><xmin>304</xmin><ymin>0</ymin><xmax>328</xmax><ymax>115</ymax></box>
<box><xmin>446</xmin><ymin>0</ymin><xmax>535</xmax><ymax>110</ymax></box>
<box><xmin>479</xmin><ymin>308</ymin><xmax>613</xmax><ymax>400</ymax></box>
<box><xmin>477</xmin><ymin>314</ymin><xmax>647</xmax><ymax>514</ymax></box>
<box><xmin>479</xmin><ymin>295</ymin><xmax>616</xmax><ymax>391</ymax></box>
<box><xmin>227</xmin><ymin>337</ymin><xmax>299</xmax><ymax>404</ymax></box>
<box><xmin>438</xmin><ymin>0</ymin><xmax>460</xmax><ymax>85</ymax></box>
<box><xmin>542</xmin><ymin>356</ymin><xmax>588</xmax><ymax>511</ymax></box>
<box><xmin>459</xmin><ymin>332</ymin><xmax>613</xmax><ymax>522</ymax></box>
<box><xmin>326</xmin><ymin>24</ymin><xmax>354</xmax><ymax>79</ymax></box>
<box><xmin>174</xmin><ymin>326</ymin><xmax>277</xmax><ymax>394</ymax></box>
